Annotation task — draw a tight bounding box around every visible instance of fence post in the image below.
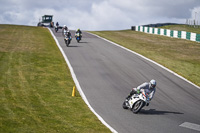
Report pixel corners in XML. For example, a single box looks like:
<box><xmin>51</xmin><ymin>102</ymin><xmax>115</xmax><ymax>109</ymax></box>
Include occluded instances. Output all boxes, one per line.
<box><xmin>196</xmin><ymin>34</ymin><xmax>200</xmax><ymax>42</ymax></box>
<box><xmin>186</xmin><ymin>32</ymin><xmax>191</xmax><ymax>40</ymax></box>
<box><xmin>72</xmin><ymin>86</ymin><xmax>76</xmax><ymax>97</ymax></box>
<box><xmin>170</xmin><ymin>30</ymin><xmax>174</xmax><ymax>37</ymax></box>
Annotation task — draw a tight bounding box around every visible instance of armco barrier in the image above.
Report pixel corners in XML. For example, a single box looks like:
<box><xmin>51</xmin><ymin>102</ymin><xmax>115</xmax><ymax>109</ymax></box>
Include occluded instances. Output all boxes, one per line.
<box><xmin>196</xmin><ymin>34</ymin><xmax>200</xmax><ymax>42</ymax></box>
<box><xmin>160</xmin><ymin>29</ymin><xmax>164</xmax><ymax>35</ymax></box>
<box><xmin>186</xmin><ymin>32</ymin><xmax>191</xmax><ymax>40</ymax></box>
<box><xmin>178</xmin><ymin>31</ymin><xmax>181</xmax><ymax>38</ymax></box>
<box><xmin>166</xmin><ymin>29</ymin><xmax>170</xmax><ymax>37</ymax></box>
<box><xmin>164</xmin><ymin>29</ymin><xmax>167</xmax><ymax>35</ymax></box>
<box><xmin>174</xmin><ymin>30</ymin><xmax>178</xmax><ymax>38</ymax></box>
<box><xmin>170</xmin><ymin>30</ymin><xmax>173</xmax><ymax>37</ymax></box>
<box><xmin>135</xmin><ymin>26</ymin><xmax>200</xmax><ymax>42</ymax></box>
<box><xmin>182</xmin><ymin>31</ymin><xmax>186</xmax><ymax>39</ymax></box>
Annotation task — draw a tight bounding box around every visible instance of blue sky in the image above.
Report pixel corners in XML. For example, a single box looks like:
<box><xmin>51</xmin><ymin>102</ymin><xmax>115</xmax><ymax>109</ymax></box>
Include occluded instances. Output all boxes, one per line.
<box><xmin>0</xmin><ymin>0</ymin><xmax>200</xmax><ymax>30</ymax></box>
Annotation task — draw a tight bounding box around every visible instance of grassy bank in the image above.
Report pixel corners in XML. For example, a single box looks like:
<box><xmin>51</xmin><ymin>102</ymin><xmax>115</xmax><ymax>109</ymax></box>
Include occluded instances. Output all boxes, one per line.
<box><xmin>161</xmin><ymin>24</ymin><xmax>200</xmax><ymax>34</ymax></box>
<box><xmin>0</xmin><ymin>25</ymin><xmax>111</xmax><ymax>133</ymax></box>
<box><xmin>89</xmin><ymin>29</ymin><xmax>200</xmax><ymax>87</ymax></box>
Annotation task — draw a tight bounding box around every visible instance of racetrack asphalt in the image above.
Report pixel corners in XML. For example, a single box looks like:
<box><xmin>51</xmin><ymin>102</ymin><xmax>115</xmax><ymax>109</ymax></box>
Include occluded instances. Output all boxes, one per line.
<box><xmin>50</xmin><ymin>28</ymin><xmax>200</xmax><ymax>133</ymax></box>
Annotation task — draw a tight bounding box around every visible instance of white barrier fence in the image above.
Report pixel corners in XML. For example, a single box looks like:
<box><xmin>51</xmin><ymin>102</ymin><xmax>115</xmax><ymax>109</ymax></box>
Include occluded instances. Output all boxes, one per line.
<box><xmin>135</xmin><ymin>26</ymin><xmax>200</xmax><ymax>42</ymax></box>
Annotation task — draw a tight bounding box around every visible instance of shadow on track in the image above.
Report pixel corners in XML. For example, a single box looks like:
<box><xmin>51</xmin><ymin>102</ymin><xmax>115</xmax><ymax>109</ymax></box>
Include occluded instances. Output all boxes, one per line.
<box><xmin>77</xmin><ymin>41</ymin><xmax>88</xmax><ymax>43</ymax></box>
<box><xmin>67</xmin><ymin>45</ymin><xmax>81</xmax><ymax>48</ymax></box>
<box><xmin>139</xmin><ymin>109</ymin><xmax>183</xmax><ymax>115</ymax></box>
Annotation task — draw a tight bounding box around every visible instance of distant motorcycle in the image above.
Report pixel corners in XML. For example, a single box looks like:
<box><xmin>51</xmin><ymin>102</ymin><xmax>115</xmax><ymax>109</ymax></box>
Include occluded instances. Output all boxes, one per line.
<box><xmin>75</xmin><ymin>32</ymin><xmax>82</xmax><ymax>43</ymax></box>
<box><xmin>64</xmin><ymin>34</ymin><xmax>72</xmax><ymax>47</ymax></box>
<box><xmin>55</xmin><ymin>26</ymin><xmax>59</xmax><ymax>32</ymax></box>
<box><xmin>122</xmin><ymin>89</ymin><xmax>150</xmax><ymax>114</ymax></box>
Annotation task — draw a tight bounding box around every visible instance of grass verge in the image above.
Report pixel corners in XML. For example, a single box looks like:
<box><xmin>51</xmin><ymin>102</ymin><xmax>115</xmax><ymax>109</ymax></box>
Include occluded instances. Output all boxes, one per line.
<box><xmin>89</xmin><ymin>29</ymin><xmax>200</xmax><ymax>87</ymax></box>
<box><xmin>0</xmin><ymin>25</ymin><xmax>111</xmax><ymax>133</ymax></box>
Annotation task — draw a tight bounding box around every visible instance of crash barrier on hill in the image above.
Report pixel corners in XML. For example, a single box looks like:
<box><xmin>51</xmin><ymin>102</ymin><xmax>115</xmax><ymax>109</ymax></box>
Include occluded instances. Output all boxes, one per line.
<box><xmin>135</xmin><ymin>26</ymin><xmax>200</xmax><ymax>43</ymax></box>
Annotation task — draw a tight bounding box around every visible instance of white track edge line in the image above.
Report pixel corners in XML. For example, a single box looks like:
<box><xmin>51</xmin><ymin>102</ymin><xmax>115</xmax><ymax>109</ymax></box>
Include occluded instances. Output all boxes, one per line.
<box><xmin>48</xmin><ymin>28</ymin><xmax>118</xmax><ymax>133</ymax></box>
<box><xmin>87</xmin><ymin>32</ymin><xmax>200</xmax><ymax>90</ymax></box>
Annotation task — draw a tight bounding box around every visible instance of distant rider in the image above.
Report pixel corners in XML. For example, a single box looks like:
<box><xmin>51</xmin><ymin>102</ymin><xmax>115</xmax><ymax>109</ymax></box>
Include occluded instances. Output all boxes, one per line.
<box><xmin>75</xmin><ymin>28</ymin><xmax>82</xmax><ymax>35</ymax></box>
<box><xmin>56</xmin><ymin>22</ymin><xmax>59</xmax><ymax>27</ymax></box>
<box><xmin>54</xmin><ymin>22</ymin><xmax>59</xmax><ymax>32</ymax></box>
<box><xmin>65</xmin><ymin>30</ymin><xmax>72</xmax><ymax>38</ymax></box>
<box><xmin>62</xmin><ymin>25</ymin><xmax>69</xmax><ymax>37</ymax></box>
<box><xmin>75</xmin><ymin>28</ymin><xmax>82</xmax><ymax>38</ymax></box>
<box><xmin>126</xmin><ymin>79</ymin><xmax>156</xmax><ymax>105</ymax></box>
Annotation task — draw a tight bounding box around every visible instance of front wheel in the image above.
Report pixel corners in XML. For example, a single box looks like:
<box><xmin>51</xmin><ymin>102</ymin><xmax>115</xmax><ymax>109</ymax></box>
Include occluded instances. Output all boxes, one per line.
<box><xmin>76</xmin><ymin>37</ymin><xmax>80</xmax><ymax>43</ymax></box>
<box><xmin>65</xmin><ymin>40</ymin><xmax>69</xmax><ymax>47</ymax></box>
<box><xmin>66</xmin><ymin>40</ymin><xmax>70</xmax><ymax>47</ymax></box>
<box><xmin>122</xmin><ymin>101</ymin><xmax>129</xmax><ymax>109</ymax></box>
<box><xmin>132</xmin><ymin>100</ymin><xmax>144</xmax><ymax>114</ymax></box>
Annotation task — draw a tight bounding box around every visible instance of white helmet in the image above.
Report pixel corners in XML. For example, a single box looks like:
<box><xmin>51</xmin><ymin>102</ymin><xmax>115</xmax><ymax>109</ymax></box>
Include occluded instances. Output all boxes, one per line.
<box><xmin>150</xmin><ymin>79</ymin><xmax>156</xmax><ymax>89</ymax></box>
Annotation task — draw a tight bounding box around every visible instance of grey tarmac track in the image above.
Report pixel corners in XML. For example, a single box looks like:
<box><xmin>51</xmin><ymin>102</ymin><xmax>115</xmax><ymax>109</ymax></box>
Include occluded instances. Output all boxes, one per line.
<box><xmin>50</xmin><ymin>28</ymin><xmax>200</xmax><ymax>133</ymax></box>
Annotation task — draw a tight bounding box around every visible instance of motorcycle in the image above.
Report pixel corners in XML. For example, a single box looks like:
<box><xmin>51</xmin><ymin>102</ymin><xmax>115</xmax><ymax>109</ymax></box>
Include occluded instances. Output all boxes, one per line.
<box><xmin>64</xmin><ymin>35</ymin><xmax>72</xmax><ymax>47</ymax></box>
<box><xmin>122</xmin><ymin>89</ymin><xmax>150</xmax><ymax>114</ymax></box>
<box><xmin>75</xmin><ymin>32</ymin><xmax>82</xmax><ymax>43</ymax></box>
<box><xmin>55</xmin><ymin>26</ymin><xmax>59</xmax><ymax>32</ymax></box>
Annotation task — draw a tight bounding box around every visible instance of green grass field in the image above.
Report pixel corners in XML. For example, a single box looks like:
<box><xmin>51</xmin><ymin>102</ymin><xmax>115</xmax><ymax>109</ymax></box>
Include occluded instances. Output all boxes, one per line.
<box><xmin>0</xmin><ymin>25</ymin><xmax>111</xmax><ymax>133</ymax></box>
<box><xmin>89</xmin><ymin>27</ymin><xmax>200</xmax><ymax>87</ymax></box>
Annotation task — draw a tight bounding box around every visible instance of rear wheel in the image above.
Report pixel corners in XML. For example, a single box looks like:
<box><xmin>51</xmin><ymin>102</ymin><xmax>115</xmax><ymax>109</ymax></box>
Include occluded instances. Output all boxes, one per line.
<box><xmin>132</xmin><ymin>100</ymin><xmax>144</xmax><ymax>114</ymax></box>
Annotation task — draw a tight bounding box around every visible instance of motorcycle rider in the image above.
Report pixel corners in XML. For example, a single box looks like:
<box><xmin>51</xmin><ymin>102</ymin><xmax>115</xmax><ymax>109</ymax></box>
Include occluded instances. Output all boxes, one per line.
<box><xmin>75</xmin><ymin>28</ymin><xmax>82</xmax><ymax>34</ymax></box>
<box><xmin>65</xmin><ymin>30</ymin><xmax>71</xmax><ymax>38</ymax></box>
<box><xmin>62</xmin><ymin>25</ymin><xmax>68</xmax><ymax>37</ymax></box>
<box><xmin>126</xmin><ymin>79</ymin><xmax>156</xmax><ymax>105</ymax></box>
<box><xmin>55</xmin><ymin>22</ymin><xmax>59</xmax><ymax>32</ymax></box>
<box><xmin>56</xmin><ymin>22</ymin><xmax>59</xmax><ymax>27</ymax></box>
<box><xmin>63</xmin><ymin>30</ymin><xmax>72</xmax><ymax>42</ymax></box>
<box><xmin>75</xmin><ymin>28</ymin><xmax>82</xmax><ymax>38</ymax></box>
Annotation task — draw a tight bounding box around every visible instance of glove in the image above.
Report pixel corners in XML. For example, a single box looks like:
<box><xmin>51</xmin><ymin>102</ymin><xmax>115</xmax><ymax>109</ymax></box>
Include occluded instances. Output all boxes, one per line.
<box><xmin>137</xmin><ymin>90</ymin><xmax>140</xmax><ymax>94</ymax></box>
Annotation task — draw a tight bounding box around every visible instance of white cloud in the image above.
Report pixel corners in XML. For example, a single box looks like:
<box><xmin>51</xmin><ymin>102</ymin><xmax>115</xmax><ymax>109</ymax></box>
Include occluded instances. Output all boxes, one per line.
<box><xmin>0</xmin><ymin>0</ymin><xmax>200</xmax><ymax>30</ymax></box>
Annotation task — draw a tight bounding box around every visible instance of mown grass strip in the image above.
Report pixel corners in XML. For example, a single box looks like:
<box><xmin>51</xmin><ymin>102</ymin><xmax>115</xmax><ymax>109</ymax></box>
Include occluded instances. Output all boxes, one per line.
<box><xmin>0</xmin><ymin>25</ymin><xmax>111</xmax><ymax>133</ymax></box>
<box><xmin>89</xmin><ymin>29</ymin><xmax>200</xmax><ymax>87</ymax></box>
